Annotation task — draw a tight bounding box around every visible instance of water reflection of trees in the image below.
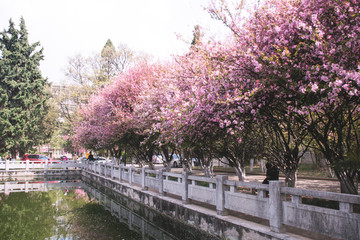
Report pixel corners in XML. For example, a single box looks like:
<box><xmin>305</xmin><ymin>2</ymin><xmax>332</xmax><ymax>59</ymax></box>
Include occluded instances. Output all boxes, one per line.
<box><xmin>0</xmin><ymin>191</ymin><xmax>57</xmax><ymax>239</ymax></box>
<box><xmin>71</xmin><ymin>202</ymin><xmax>142</xmax><ymax>240</ymax></box>
<box><xmin>0</xmin><ymin>183</ymin><xmax>143</xmax><ymax>239</ymax></box>
<box><xmin>0</xmin><ymin>180</ymin><xmax>217</xmax><ymax>240</ymax></box>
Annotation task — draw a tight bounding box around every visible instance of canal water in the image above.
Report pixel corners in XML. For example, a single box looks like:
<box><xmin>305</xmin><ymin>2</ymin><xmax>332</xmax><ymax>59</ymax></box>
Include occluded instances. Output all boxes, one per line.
<box><xmin>0</xmin><ymin>177</ymin><xmax>220</xmax><ymax>240</ymax></box>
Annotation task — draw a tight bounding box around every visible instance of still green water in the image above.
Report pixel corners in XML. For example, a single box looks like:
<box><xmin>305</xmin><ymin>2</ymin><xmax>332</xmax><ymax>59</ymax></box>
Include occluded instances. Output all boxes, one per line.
<box><xmin>0</xmin><ymin>181</ymin><xmax>142</xmax><ymax>239</ymax></box>
<box><xmin>0</xmin><ymin>179</ymin><xmax>219</xmax><ymax>240</ymax></box>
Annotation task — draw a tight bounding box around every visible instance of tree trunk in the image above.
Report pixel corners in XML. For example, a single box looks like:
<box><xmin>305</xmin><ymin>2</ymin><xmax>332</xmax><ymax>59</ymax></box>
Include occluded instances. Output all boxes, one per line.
<box><xmin>19</xmin><ymin>149</ymin><xmax>25</xmax><ymax>159</ymax></box>
<box><xmin>164</xmin><ymin>163</ymin><xmax>172</xmax><ymax>172</ymax></box>
<box><xmin>233</xmin><ymin>165</ymin><xmax>246</xmax><ymax>181</ymax></box>
<box><xmin>148</xmin><ymin>162</ymin><xmax>155</xmax><ymax>170</ymax></box>
<box><xmin>201</xmin><ymin>158</ymin><xmax>214</xmax><ymax>178</ymax></box>
<box><xmin>336</xmin><ymin>171</ymin><xmax>358</xmax><ymax>195</ymax></box>
<box><xmin>11</xmin><ymin>151</ymin><xmax>17</xmax><ymax>160</ymax></box>
<box><xmin>285</xmin><ymin>169</ymin><xmax>297</xmax><ymax>187</ymax></box>
<box><xmin>202</xmin><ymin>165</ymin><xmax>213</xmax><ymax>178</ymax></box>
<box><xmin>182</xmin><ymin>159</ymin><xmax>192</xmax><ymax>173</ymax></box>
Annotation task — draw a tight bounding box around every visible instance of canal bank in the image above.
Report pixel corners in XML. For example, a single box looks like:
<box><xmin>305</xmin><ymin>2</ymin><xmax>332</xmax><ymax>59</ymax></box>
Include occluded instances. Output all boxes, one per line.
<box><xmin>2</xmin><ymin>161</ymin><xmax>357</xmax><ymax>239</ymax></box>
<box><xmin>0</xmin><ymin>169</ymin><xmax>81</xmax><ymax>180</ymax></box>
<box><xmin>82</xmin><ymin>169</ymin><xmax>316</xmax><ymax>240</ymax></box>
<box><xmin>82</xmin><ymin>176</ymin><xmax>223</xmax><ymax>240</ymax></box>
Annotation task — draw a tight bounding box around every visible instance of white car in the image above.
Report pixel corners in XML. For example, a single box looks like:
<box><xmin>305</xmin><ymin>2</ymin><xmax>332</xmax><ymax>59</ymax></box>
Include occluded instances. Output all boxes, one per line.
<box><xmin>94</xmin><ymin>156</ymin><xmax>110</xmax><ymax>163</ymax></box>
<box><xmin>152</xmin><ymin>155</ymin><xmax>164</xmax><ymax>164</ymax></box>
<box><xmin>170</xmin><ymin>154</ymin><xmax>181</xmax><ymax>168</ymax></box>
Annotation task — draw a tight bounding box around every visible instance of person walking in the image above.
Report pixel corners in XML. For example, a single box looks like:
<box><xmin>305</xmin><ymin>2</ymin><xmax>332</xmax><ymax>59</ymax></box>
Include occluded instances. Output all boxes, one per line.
<box><xmin>87</xmin><ymin>152</ymin><xmax>95</xmax><ymax>161</ymax></box>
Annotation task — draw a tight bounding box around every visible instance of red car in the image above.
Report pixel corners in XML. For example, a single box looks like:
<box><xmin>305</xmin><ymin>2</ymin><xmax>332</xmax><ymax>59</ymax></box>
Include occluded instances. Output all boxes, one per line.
<box><xmin>22</xmin><ymin>154</ymin><xmax>52</xmax><ymax>163</ymax></box>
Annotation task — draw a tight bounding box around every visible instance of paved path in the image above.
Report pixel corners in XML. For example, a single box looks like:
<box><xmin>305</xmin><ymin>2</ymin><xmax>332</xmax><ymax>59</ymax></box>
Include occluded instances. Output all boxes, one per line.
<box><xmin>153</xmin><ymin>165</ymin><xmax>359</xmax><ymax>193</ymax></box>
<box><xmin>235</xmin><ymin>174</ymin><xmax>342</xmax><ymax>192</ymax></box>
<box><xmin>168</xmin><ymin>167</ymin><xmax>345</xmax><ymax>193</ymax></box>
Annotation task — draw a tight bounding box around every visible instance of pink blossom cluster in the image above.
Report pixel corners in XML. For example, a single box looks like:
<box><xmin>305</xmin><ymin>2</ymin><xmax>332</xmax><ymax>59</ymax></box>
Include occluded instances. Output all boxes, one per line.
<box><xmin>72</xmin><ymin>0</ymin><xmax>360</xmax><ymax>176</ymax></box>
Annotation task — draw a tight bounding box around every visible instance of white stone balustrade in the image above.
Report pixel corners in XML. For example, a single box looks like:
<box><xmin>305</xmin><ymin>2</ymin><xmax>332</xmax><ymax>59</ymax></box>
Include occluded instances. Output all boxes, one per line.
<box><xmin>84</xmin><ymin>160</ymin><xmax>360</xmax><ymax>240</ymax></box>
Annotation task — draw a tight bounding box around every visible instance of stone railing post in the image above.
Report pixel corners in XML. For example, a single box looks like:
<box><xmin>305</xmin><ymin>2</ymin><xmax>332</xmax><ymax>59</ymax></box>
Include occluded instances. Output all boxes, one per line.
<box><xmin>340</xmin><ymin>202</ymin><xmax>353</xmax><ymax>213</ymax></box>
<box><xmin>4</xmin><ymin>182</ymin><xmax>10</xmax><ymax>194</ymax></box>
<box><xmin>5</xmin><ymin>160</ymin><xmax>9</xmax><ymax>171</ymax></box>
<box><xmin>216</xmin><ymin>175</ymin><xmax>229</xmax><ymax>216</ymax></box>
<box><xmin>129</xmin><ymin>166</ymin><xmax>133</xmax><ymax>185</ymax></box>
<box><xmin>119</xmin><ymin>164</ymin><xmax>123</xmax><ymax>182</ymax></box>
<box><xmin>182</xmin><ymin>171</ymin><xmax>189</xmax><ymax>204</ymax></box>
<box><xmin>45</xmin><ymin>159</ymin><xmax>48</xmax><ymax>171</ymax></box>
<box><xmin>25</xmin><ymin>181</ymin><xmax>29</xmax><ymax>193</ymax></box>
<box><xmin>141</xmin><ymin>166</ymin><xmax>148</xmax><ymax>190</ymax></box>
<box><xmin>111</xmin><ymin>164</ymin><xmax>114</xmax><ymax>179</ymax></box>
<box><xmin>26</xmin><ymin>160</ymin><xmax>30</xmax><ymax>171</ymax></box>
<box><xmin>269</xmin><ymin>181</ymin><xmax>285</xmax><ymax>233</ymax></box>
<box><xmin>158</xmin><ymin>169</ymin><xmax>166</xmax><ymax>195</ymax></box>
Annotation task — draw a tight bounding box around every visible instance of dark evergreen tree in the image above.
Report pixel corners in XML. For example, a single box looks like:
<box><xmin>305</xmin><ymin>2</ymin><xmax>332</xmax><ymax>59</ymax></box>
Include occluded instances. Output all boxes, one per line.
<box><xmin>98</xmin><ymin>39</ymin><xmax>116</xmax><ymax>87</ymax></box>
<box><xmin>191</xmin><ymin>25</ymin><xmax>201</xmax><ymax>46</ymax></box>
<box><xmin>0</xmin><ymin>17</ymin><xmax>49</xmax><ymax>158</ymax></box>
<box><xmin>101</xmin><ymin>39</ymin><xmax>115</xmax><ymax>58</ymax></box>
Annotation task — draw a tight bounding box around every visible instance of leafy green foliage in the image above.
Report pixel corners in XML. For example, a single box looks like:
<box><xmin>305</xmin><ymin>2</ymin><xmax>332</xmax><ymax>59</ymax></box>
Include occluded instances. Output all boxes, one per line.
<box><xmin>0</xmin><ymin>17</ymin><xmax>50</xmax><ymax>156</ymax></box>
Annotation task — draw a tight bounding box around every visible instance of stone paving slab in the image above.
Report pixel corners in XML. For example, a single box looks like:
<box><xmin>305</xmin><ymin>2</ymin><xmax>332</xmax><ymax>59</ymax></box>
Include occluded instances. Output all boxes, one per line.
<box><xmin>167</xmin><ymin>167</ymin><xmax>355</xmax><ymax>193</ymax></box>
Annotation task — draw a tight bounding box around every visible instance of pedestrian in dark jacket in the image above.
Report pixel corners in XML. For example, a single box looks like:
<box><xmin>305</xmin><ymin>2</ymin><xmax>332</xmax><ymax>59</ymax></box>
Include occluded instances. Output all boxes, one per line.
<box><xmin>262</xmin><ymin>162</ymin><xmax>279</xmax><ymax>184</ymax></box>
<box><xmin>88</xmin><ymin>152</ymin><xmax>95</xmax><ymax>161</ymax></box>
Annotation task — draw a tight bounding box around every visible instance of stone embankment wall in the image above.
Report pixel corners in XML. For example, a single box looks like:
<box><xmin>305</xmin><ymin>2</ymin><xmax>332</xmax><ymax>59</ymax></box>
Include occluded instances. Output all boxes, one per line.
<box><xmin>1</xmin><ymin>160</ymin><xmax>359</xmax><ymax>239</ymax></box>
<box><xmin>82</xmin><ymin>162</ymin><xmax>360</xmax><ymax>240</ymax></box>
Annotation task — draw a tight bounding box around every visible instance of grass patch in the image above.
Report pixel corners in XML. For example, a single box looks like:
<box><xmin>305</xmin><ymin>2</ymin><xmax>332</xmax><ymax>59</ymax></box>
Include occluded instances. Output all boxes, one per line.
<box><xmin>354</xmin><ymin>204</ymin><xmax>360</xmax><ymax>214</ymax></box>
<box><xmin>212</xmin><ymin>163</ymin><xmax>331</xmax><ymax>179</ymax></box>
<box><xmin>301</xmin><ymin>197</ymin><xmax>339</xmax><ymax>210</ymax></box>
<box><xmin>168</xmin><ymin>176</ymin><xmax>178</xmax><ymax>181</ymax></box>
<box><xmin>297</xmin><ymin>163</ymin><xmax>330</xmax><ymax>178</ymax></box>
<box><xmin>195</xmin><ymin>181</ymin><xmax>211</xmax><ymax>187</ymax></box>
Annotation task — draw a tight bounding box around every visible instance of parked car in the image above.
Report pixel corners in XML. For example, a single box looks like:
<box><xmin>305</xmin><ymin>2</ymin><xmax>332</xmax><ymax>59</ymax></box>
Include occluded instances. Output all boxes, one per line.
<box><xmin>22</xmin><ymin>154</ymin><xmax>53</xmax><ymax>163</ymax></box>
<box><xmin>191</xmin><ymin>158</ymin><xmax>200</xmax><ymax>167</ymax></box>
<box><xmin>77</xmin><ymin>157</ymin><xmax>87</xmax><ymax>163</ymax></box>
<box><xmin>94</xmin><ymin>156</ymin><xmax>108</xmax><ymax>163</ymax></box>
<box><xmin>170</xmin><ymin>154</ymin><xmax>181</xmax><ymax>168</ymax></box>
<box><xmin>152</xmin><ymin>155</ymin><xmax>164</xmax><ymax>164</ymax></box>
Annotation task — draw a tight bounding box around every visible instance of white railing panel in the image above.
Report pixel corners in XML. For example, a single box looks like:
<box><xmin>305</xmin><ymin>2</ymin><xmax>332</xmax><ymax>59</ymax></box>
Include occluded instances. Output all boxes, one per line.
<box><xmin>188</xmin><ymin>185</ymin><xmax>216</xmax><ymax>205</ymax></box>
<box><xmin>283</xmin><ymin>201</ymin><xmax>360</xmax><ymax>240</ymax></box>
<box><xmin>225</xmin><ymin>191</ymin><xmax>269</xmax><ymax>219</ymax></box>
<box><xmin>133</xmin><ymin>173</ymin><xmax>141</xmax><ymax>185</ymax></box>
<box><xmin>146</xmin><ymin>176</ymin><xmax>160</xmax><ymax>189</ymax></box>
<box><xmin>163</xmin><ymin>180</ymin><xmax>182</xmax><ymax>196</ymax></box>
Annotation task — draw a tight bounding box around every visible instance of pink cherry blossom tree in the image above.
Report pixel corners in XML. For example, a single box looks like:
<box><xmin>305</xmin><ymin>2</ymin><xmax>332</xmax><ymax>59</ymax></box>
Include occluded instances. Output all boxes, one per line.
<box><xmin>247</xmin><ymin>0</ymin><xmax>360</xmax><ymax>192</ymax></box>
<box><xmin>157</xmin><ymin>39</ymin><xmax>265</xmax><ymax>179</ymax></box>
<box><xmin>208</xmin><ymin>0</ymin><xmax>360</xmax><ymax>192</ymax></box>
<box><xmin>73</xmin><ymin>62</ymin><xmax>163</xmax><ymax>167</ymax></box>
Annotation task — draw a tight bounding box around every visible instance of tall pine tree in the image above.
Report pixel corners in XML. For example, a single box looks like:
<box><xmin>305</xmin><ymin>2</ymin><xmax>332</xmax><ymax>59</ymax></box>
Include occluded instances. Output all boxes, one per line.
<box><xmin>0</xmin><ymin>17</ymin><xmax>49</xmax><ymax>158</ymax></box>
<box><xmin>99</xmin><ymin>39</ymin><xmax>116</xmax><ymax>87</ymax></box>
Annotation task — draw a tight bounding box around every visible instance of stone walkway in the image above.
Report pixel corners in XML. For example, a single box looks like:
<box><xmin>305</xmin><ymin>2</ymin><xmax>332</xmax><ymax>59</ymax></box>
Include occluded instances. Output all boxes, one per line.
<box><xmin>169</xmin><ymin>167</ymin><xmax>346</xmax><ymax>193</ymax></box>
<box><xmin>156</xmin><ymin>165</ymin><xmax>360</xmax><ymax>193</ymax></box>
<box><xmin>235</xmin><ymin>174</ymin><xmax>342</xmax><ymax>193</ymax></box>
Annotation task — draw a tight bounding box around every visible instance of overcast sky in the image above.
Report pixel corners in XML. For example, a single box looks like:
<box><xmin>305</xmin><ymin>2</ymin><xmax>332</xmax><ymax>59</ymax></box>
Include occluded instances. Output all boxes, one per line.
<box><xmin>0</xmin><ymin>0</ymin><xmax>231</xmax><ymax>84</ymax></box>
